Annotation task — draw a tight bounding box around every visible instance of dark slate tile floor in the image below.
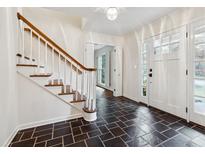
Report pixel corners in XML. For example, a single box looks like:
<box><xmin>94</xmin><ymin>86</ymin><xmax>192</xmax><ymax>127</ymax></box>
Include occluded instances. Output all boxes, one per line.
<box><xmin>9</xmin><ymin>87</ymin><xmax>205</xmax><ymax>147</ymax></box>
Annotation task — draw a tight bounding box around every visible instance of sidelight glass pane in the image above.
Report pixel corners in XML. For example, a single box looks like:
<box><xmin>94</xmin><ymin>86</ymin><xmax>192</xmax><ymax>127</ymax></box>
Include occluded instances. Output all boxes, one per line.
<box><xmin>195</xmin><ymin>62</ymin><xmax>205</xmax><ymax>78</ymax></box>
<box><xmin>101</xmin><ymin>55</ymin><xmax>106</xmax><ymax>84</ymax></box>
<box><xmin>143</xmin><ymin>43</ymin><xmax>148</xmax><ymax>52</ymax></box>
<box><xmin>195</xmin><ymin>46</ymin><xmax>205</xmax><ymax>60</ymax></box>
<box><xmin>142</xmin><ymin>87</ymin><xmax>147</xmax><ymax>97</ymax></box>
<box><xmin>194</xmin><ymin>96</ymin><xmax>205</xmax><ymax>114</ymax></box>
<box><xmin>194</xmin><ymin>80</ymin><xmax>205</xmax><ymax>97</ymax></box>
<box><xmin>195</xmin><ymin>32</ymin><xmax>205</xmax><ymax>44</ymax></box>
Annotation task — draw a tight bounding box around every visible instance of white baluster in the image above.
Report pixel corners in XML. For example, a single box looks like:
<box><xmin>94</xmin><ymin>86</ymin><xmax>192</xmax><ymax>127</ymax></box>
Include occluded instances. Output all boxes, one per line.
<box><xmin>22</xmin><ymin>22</ymin><xmax>25</xmax><ymax>64</ymax></box>
<box><xmin>92</xmin><ymin>71</ymin><xmax>96</xmax><ymax>111</ymax></box>
<box><xmin>89</xmin><ymin>72</ymin><xmax>93</xmax><ymax>111</ymax></box>
<box><xmin>81</xmin><ymin>70</ymin><xmax>84</xmax><ymax>100</ymax></box>
<box><xmin>75</xmin><ymin>66</ymin><xmax>79</xmax><ymax>100</ymax></box>
<box><xmin>30</xmin><ymin>28</ymin><xmax>33</xmax><ymax>63</ymax></box>
<box><xmin>38</xmin><ymin>36</ymin><xmax>41</xmax><ymax>73</ymax></box>
<box><xmin>58</xmin><ymin>53</ymin><xmax>61</xmax><ymax>84</ymax></box>
<box><xmin>86</xmin><ymin>72</ymin><xmax>90</xmax><ymax>109</ymax></box>
<box><xmin>17</xmin><ymin>20</ymin><xmax>20</xmax><ymax>63</ymax></box>
<box><xmin>70</xmin><ymin>63</ymin><xmax>73</xmax><ymax>92</ymax></box>
<box><xmin>45</xmin><ymin>42</ymin><xmax>48</xmax><ymax>73</ymax></box>
<box><xmin>52</xmin><ymin>48</ymin><xmax>54</xmax><ymax>84</ymax></box>
<box><xmin>64</xmin><ymin>58</ymin><xmax>67</xmax><ymax>93</ymax></box>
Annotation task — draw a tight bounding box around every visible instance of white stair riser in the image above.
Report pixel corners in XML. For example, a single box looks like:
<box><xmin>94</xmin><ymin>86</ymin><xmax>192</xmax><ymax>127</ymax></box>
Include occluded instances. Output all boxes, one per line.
<box><xmin>17</xmin><ymin>66</ymin><xmax>45</xmax><ymax>77</ymax></box>
<box><xmin>72</xmin><ymin>102</ymin><xmax>84</xmax><ymax>111</ymax></box>
<box><xmin>46</xmin><ymin>86</ymin><xmax>62</xmax><ymax>94</ymax></box>
<box><xmin>59</xmin><ymin>95</ymin><xmax>74</xmax><ymax>102</ymax></box>
<box><xmin>32</xmin><ymin>77</ymin><xmax>50</xmax><ymax>86</ymax></box>
<box><xmin>17</xmin><ymin>67</ymin><xmax>36</xmax><ymax>77</ymax></box>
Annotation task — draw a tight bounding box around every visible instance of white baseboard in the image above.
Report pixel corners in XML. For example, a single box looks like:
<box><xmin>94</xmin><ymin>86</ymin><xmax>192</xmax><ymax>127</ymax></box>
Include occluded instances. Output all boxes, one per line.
<box><xmin>3</xmin><ymin>113</ymin><xmax>82</xmax><ymax>147</ymax></box>
<box><xmin>122</xmin><ymin>93</ymin><xmax>139</xmax><ymax>102</ymax></box>
<box><xmin>2</xmin><ymin>126</ymin><xmax>19</xmax><ymax>147</ymax></box>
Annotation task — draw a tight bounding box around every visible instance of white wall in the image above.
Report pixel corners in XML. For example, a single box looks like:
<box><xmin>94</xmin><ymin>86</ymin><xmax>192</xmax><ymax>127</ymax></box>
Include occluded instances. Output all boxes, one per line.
<box><xmin>22</xmin><ymin>7</ymin><xmax>84</xmax><ymax>63</ymax></box>
<box><xmin>123</xmin><ymin>7</ymin><xmax>205</xmax><ymax>102</ymax></box>
<box><xmin>0</xmin><ymin>7</ymin><xmax>19</xmax><ymax>146</ymax></box>
<box><xmin>17</xmin><ymin>73</ymin><xmax>81</xmax><ymax>128</ymax></box>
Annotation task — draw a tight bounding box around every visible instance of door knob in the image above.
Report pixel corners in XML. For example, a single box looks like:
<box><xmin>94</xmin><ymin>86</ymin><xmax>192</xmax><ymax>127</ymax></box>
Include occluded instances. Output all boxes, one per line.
<box><xmin>149</xmin><ymin>73</ymin><xmax>152</xmax><ymax>77</ymax></box>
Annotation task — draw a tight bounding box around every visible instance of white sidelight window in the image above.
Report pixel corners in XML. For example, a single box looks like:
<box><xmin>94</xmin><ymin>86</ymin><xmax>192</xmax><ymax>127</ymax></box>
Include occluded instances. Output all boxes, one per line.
<box><xmin>141</xmin><ymin>42</ymin><xmax>148</xmax><ymax>97</ymax></box>
<box><xmin>193</xmin><ymin>25</ymin><xmax>205</xmax><ymax>115</ymax></box>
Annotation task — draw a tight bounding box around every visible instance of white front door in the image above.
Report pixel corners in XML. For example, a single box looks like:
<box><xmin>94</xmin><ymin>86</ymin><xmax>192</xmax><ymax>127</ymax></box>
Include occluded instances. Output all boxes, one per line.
<box><xmin>189</xmin><ymin>20</ymin><xmax>205</xmax><ymax>126</ymax></box>
<box><xmin>148</xmin><ymin>26</ymin><xmax>187</xmax><ymax>119</ymax></box>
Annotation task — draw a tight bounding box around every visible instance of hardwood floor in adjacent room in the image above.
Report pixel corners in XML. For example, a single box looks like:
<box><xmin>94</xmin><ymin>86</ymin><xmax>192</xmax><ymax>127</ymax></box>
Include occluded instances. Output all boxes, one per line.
<box><xmin>9</xmin><ymin>87</ymin><xmax>205</xmax><ymax>147</ymax></box>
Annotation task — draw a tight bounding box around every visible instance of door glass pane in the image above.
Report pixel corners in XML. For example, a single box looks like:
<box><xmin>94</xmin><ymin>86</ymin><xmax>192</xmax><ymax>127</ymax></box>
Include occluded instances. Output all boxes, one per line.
<box><xmin>154</xmin><ymin>39</ymin><xmax>160</xmax><ymax>48</ymax></box>
<box><xmin>161</xmin><ymin>45</ymin><xmax>169</xmax><ymax>54</ymax></box>
<box><xmin>154</xmin><ymin>47</ymin><xmax>161</xmax><ymax>55</ymax></box>
<box><xmin>162</xmin><ymin>36</ymin><xmax>169</xmax><ymax>45</ymax></box>
<box><xmin>194</xmin><ymin>80</ymin><xmax>205</xmax><ymax>97</ymax></box>
<box><xmin>171</xmin><ymin>33</ymin><xmax>180</xmax><ymax>43</ymax></box>
<box><xmin>170</xmin><ymin>42</ymin><xmax>180</xmax><ymax>53</ymax></box>
<box><xmin>195</xmin><ymin>62</ymin><xmax>205</xmax><ymax>78</ymax></box>
<box><xmin>194</xmin><ymin>96</ymin><xmax>205</xmax><ymax>114</ymax></box>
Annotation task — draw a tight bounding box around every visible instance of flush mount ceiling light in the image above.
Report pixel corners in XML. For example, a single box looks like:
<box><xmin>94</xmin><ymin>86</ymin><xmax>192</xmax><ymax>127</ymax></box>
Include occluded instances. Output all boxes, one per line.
<box><xmin>94</xmin><ymin>7</ymin><xmax>125</xmax><ymax>21</ymax></box>
<box><xmin>106</xmin><ymin>7</ymin><xmax>118</xmax><ymax>21</ymax></box>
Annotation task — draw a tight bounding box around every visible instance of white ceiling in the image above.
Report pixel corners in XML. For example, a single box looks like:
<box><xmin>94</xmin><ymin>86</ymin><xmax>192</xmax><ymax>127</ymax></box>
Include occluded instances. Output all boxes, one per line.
<box><xmin>46</xmin><ymin>7</ymin><xmax>176</xmax><ymax>36</ymax></box>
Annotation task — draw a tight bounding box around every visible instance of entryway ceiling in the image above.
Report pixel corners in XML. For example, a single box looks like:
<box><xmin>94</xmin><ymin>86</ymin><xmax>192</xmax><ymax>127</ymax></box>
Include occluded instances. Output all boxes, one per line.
<box><xmin>46</xmin><ymin>7</ymin><xmax>176</xmax><ymax>36</ymax></box>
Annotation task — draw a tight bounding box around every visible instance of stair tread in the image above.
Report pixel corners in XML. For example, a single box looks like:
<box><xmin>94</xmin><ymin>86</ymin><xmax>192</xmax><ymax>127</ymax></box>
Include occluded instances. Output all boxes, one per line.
<box><xmin>70</xmin><ymin>99</ymin><xmax>86</xmax><ymax>103</ymax></box>
<box><xmin>17</xmin><ymin>64</ymin><xmax>44</xmax><ymax>68</ymax></box>
<box><xmin>30</xmin><ymin>73</ymin><xmax>52</xmax><ymax>77</ymax></box>
<box><xmin>16</xmin><ymin>64</ymin><xmax>38</xmax><ymax>67</ymax></box>
<box><xmin>58</xmin><ymin>92</ymin><xmax>75</xmax><ymax>95</ymax></box>
<box><xmin>45</xmin><ymin>83</ymin><xmax>63</xmax><ymax>87</ymax></box>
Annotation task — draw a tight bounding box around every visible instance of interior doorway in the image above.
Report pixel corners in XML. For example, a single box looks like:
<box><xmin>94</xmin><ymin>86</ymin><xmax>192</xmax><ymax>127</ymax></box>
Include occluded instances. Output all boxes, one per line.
<box><xmin>94</xmin><ymin>44</ymin><xmax>114</xmax><ymax>91</ymax></box>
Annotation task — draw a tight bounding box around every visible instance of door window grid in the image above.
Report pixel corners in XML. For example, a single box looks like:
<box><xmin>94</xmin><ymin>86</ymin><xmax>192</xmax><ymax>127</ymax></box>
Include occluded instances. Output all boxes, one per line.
<box><xmin>153</xmin><ymin>32</ymin><xmax>181</xmax><ymax>56</ymax></box>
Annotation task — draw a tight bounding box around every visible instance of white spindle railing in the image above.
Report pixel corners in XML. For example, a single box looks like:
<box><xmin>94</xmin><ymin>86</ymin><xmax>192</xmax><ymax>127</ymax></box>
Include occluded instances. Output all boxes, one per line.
<box><xmin>17</xmin><ymin>13</ymin><xmax>97</xmax><ymax>121</ymax></box>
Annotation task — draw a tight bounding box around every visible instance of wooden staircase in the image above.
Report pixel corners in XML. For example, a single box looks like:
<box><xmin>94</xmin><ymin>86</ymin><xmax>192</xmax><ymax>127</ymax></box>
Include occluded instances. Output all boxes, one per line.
<box><xmin>16</xmin><ymin>13</ymin><xmax>97</xmax><ymax>121</ymax></box>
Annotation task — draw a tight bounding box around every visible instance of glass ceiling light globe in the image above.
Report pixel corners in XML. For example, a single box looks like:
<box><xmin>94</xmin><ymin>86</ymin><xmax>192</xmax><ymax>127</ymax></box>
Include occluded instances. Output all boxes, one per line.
<box><xmin>106</xmin><ymin>7</ymin><xmax>118</xmax><ymax>21</ymax></box>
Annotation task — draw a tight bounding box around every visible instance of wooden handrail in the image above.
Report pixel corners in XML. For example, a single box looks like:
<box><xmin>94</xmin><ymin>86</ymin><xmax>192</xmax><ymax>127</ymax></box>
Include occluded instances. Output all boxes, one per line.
<box><xmin>17</xmin><ymin>12</ymin><xmax>96</xmax><ymax>71</ymax></box>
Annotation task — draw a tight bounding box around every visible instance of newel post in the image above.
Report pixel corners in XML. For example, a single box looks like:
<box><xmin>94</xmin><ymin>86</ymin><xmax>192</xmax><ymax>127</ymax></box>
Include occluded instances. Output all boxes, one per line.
<box><xmin>83</xmin><ymin>70</ymin><xmax>97</xmax><ymax>121</ymax></box>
